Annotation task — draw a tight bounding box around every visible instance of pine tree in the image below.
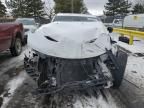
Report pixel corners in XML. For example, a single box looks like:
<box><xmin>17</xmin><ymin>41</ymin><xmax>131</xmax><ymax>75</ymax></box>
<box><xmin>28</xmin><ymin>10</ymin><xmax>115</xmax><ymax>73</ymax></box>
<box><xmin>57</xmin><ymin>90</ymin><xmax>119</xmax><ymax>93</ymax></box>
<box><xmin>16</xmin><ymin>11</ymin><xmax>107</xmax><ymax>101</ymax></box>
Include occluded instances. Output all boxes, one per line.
<box><xmin>25</xmin><ymin>0</ymin><xmax>45</xmax><ymax>17</ymax></box>
<box><xmin>9</xmin><ymin>0</ymin><xmax>26</xmax><ymax>17</ymax></box>
<box><xmin>132</xmin><ymin>4</ymin><xmax>144</xmax><ymax>14</ymax></box>
<box><xmin>104</xmin><ymin>0</ymin><xmax>131</xmax><ymax>16</ymax></box>
<box><xmin>9</xmin><ymin>0</ymin><xmax>45</xmax><ymax>17</ymax></box>
<box><xmin>0</xmin><ymin>1</ymin><xmax>7</xmax><ymax>17</ymax></box>
<box><xmin>54</xmin><ymin>0</ymin><xmax>87</xmax><ymax>13</ymax></box>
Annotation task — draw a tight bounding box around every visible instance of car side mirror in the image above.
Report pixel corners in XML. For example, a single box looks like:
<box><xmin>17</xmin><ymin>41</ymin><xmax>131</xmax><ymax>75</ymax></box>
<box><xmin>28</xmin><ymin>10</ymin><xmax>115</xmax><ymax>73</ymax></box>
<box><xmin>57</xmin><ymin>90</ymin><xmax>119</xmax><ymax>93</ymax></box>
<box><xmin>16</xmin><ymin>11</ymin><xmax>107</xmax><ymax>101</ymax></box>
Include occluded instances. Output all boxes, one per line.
<box><xmin>107</xmin><ymin>27</ymin><xmax>113</xmax><ymax>33</ymax></box>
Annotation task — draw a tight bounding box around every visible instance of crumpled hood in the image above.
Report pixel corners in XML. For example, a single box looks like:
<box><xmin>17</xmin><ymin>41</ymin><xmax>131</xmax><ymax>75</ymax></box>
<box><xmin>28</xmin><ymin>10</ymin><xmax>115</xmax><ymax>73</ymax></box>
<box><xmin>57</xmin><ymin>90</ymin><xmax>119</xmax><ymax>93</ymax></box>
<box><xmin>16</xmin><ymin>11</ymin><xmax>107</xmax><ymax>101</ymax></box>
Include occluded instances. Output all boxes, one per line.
<box><xmin>28</xmin><ymin>22</ymin><xmax>112</xmax><ymax>59</ymax></box>
<box><xmin>37</xmin><ymin>22</ymin><xmax>107</xmax><ymax>43</ymax></box>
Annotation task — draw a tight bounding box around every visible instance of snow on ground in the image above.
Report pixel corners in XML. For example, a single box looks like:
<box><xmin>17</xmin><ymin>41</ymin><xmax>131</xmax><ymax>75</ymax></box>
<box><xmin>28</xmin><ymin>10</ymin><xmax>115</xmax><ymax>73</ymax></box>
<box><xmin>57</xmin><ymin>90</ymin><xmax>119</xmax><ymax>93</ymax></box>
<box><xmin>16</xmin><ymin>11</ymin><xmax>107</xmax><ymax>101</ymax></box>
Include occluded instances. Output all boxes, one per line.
<box><xmin>124</xmin><ymin>56</ymin><xmax>144</xmax><ymax>88</ymax></box>
<box><xmin>0</xmin><ymin>72</ymin><xmax>27</xmax><ymax>108</ymax></box>
<box><xmin>117</xmin><ymin>41</ymin><xmax>144</xmax><ymax>54</ymax></box>
<box><xmin>111</xmin><ymin>32</ymin><xmax>144</xmax><ymax>89</ymax></box>
<box><xmin>0</xmin><ymin>46</ymin><xmax>31</xmax><ymax>76</ymax></box>
<box><xmin>74</xmin><ymin>95</ymin><xmax>118</xmax><ymax>108</ymax></box>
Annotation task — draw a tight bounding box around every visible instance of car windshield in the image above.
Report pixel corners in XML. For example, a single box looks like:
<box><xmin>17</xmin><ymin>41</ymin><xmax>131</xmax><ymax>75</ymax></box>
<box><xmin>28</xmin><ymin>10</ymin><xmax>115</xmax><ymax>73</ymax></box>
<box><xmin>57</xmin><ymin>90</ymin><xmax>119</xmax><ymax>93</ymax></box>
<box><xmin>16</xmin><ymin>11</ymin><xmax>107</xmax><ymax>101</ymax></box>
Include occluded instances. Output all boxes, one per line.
<box><xmin>53</xmin><ymin>16</ymin><xmax>100</xmax><ymax>22</ymax></box>
<box><xmin>16</xmin><ymin>19</ymin><xmax>35</xmax><ymax>25</ymax></box>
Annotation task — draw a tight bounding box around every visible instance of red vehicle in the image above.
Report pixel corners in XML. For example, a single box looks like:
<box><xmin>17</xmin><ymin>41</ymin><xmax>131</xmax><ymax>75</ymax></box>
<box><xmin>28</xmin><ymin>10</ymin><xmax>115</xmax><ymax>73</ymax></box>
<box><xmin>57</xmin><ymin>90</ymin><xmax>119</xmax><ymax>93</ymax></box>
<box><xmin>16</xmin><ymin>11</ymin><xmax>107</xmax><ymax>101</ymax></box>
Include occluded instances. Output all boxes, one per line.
<box><xmin>0</xmin><ymin>23</ymin><xmax>24</xmax><ymax>56</ymax></box>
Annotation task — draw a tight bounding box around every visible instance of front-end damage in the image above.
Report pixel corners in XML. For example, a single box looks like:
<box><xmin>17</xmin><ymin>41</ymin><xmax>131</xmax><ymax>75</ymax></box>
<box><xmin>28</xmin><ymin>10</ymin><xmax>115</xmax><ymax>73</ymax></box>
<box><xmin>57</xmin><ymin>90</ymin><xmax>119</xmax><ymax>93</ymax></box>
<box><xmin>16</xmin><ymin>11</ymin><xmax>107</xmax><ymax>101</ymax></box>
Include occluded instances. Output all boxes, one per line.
<box><xmin>24</xmin><ymin>49</ymin><xmax>127</xmax><ymax>95</ymax></box>
<box><xmin>24</xmin><ymin>21</ymin><xmax>128</xmax><ymax>95</ymax></box>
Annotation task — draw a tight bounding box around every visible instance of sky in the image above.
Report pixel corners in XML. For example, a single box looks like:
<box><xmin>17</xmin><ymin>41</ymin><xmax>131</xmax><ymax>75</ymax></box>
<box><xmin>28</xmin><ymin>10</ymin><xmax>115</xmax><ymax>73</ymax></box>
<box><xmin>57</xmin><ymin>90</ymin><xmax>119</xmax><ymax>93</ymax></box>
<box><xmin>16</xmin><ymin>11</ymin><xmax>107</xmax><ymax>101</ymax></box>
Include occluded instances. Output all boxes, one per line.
<box><xmin>2</xmin><ymin>0</ymin><xmax>135</xmax><ymax>16</ymax></box>
<box><xmin>44</xmin><ymin>0</ymin><xmax>108</xmax><ymax>15</ymax></box>
<box><xmin>84</xmin><ymin>0</ymin><xmax>108</xmax><ymax>15</ymax></box>
<box><xmin>83</xmin><ymin>0</ymin><xmax>135</xmax><ymax>15</ymax></box>
<box><xmin>44</xmin><ymin>0</ymin><xmax>135</xmax><ymax>16</ymax></box>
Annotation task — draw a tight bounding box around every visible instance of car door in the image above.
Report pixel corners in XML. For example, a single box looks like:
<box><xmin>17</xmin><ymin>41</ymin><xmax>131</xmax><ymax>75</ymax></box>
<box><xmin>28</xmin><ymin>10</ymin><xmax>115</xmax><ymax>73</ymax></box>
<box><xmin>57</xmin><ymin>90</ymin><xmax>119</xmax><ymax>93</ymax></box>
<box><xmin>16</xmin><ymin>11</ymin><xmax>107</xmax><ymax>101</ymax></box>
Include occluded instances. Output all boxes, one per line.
<box><xmin>0</xmin><ymin>24</ymin><xmax>12</xmax><ymax>52</ymax></box>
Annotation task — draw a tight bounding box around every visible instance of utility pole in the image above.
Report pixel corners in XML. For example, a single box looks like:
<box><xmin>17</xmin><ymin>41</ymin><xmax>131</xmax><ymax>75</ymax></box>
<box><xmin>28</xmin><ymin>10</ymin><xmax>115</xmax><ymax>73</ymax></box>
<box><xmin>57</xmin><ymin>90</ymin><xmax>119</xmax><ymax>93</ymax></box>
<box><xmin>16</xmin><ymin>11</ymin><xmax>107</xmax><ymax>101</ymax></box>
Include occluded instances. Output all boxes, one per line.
<box><xmin>71</xmin><ymin>0</ymin><xmax>74</xmax><ymax>13</ymax></box>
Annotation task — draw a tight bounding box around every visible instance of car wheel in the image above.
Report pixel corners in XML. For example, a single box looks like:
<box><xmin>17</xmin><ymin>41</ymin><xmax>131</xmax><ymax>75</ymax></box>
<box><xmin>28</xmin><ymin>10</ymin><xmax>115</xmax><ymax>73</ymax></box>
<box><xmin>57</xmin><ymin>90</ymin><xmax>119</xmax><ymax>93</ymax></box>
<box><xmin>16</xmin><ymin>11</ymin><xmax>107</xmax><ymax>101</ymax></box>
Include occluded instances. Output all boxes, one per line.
<box><xmin>10</xmin><ymin>38</ymin><xmax>22</xmax><ymax>56</ymax></box>
<box><xmin>112</xmin><ymin>50</ymin><xmax>128</xmax><ymax>88</ymax></box>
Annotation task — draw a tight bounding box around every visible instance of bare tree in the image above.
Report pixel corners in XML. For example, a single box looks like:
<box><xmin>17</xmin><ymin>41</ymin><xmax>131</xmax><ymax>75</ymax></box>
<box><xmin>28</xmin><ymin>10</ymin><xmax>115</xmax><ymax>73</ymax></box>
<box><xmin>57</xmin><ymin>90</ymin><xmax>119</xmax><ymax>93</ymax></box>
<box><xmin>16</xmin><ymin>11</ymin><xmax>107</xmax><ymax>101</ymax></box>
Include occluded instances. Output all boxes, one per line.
<box><xmin>44</xmin><ymin>0</ymin><xmax>55</xmax><ymax>20</ymax></box>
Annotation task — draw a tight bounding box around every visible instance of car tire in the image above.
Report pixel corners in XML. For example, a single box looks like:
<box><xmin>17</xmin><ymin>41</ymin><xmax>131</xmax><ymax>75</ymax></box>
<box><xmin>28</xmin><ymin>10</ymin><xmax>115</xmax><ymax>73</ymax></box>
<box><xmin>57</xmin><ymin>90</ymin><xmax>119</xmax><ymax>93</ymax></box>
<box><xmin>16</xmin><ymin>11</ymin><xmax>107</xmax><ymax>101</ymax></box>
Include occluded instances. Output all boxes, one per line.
<box><xmin>112</xmin><ymin>50</ymin><xmax>128</xmax><ymax>88</ymax></box>
<box><xmin>10</xmin><ymin>38</ymin><xmax>22</xmax><ymax>56</ymax></box>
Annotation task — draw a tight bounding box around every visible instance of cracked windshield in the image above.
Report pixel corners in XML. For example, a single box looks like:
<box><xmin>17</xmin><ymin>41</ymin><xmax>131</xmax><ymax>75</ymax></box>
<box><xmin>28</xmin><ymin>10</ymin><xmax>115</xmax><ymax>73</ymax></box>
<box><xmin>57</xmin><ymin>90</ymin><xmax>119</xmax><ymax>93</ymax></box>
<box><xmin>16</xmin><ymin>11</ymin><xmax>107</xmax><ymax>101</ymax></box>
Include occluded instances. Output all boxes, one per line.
<box><xmin>0</xmin><ymin>0</ymin><xmax>144</xmax><ymax>108</ymax></box>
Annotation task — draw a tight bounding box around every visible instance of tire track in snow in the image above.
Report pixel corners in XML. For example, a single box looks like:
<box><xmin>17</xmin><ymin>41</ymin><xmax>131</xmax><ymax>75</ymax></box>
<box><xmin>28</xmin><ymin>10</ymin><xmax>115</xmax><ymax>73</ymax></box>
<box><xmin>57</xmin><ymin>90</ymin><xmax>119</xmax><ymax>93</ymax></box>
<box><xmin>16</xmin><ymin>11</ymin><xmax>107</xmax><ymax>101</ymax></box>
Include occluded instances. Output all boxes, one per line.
<box><xmin>73</xmin><ymin>89</ymin><xmax>125</xmax><ymax>108</ymax></box>
<box><xmin>42</xmin><ymin>89</ymin><xmax>126</xmax><ymax>108</ymax></box>
<box><xmin>0</xmin><ymin>72</ymin><xmax>27</xmax><ymax>108</ymax></box>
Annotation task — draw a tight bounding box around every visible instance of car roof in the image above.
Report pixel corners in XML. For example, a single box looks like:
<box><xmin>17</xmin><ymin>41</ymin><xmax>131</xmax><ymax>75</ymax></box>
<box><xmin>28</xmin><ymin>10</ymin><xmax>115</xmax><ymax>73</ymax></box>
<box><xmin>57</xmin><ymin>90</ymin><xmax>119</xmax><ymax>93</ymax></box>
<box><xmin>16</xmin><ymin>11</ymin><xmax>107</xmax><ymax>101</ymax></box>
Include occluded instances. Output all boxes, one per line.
<box><xmin>56</xmin><ymin>13</ymin><xmax>97</xmax><ymax>18</ymax></box>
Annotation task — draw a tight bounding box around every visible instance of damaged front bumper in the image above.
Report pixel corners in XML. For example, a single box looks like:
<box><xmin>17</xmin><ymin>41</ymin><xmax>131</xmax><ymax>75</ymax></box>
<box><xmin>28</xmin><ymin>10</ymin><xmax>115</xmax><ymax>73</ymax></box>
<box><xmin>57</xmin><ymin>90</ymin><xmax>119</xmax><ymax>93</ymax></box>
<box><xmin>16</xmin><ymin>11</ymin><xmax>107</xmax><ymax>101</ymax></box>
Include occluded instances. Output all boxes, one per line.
<box><xmin>24</xmin><ymin>50</ymin><xmax>126</xmax><ymax>95</ymax></box>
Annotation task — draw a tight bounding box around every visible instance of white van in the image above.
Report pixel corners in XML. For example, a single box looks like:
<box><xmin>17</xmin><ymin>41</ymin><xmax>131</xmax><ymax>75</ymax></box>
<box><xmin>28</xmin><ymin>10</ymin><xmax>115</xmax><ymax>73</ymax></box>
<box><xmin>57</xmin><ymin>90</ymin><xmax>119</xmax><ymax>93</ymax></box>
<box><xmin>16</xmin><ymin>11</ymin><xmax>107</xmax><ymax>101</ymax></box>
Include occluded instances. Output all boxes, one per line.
<box><xmin>123</xmin><ymin>14</ymin><xmax>144</xmax><ymax>30</ymax></box>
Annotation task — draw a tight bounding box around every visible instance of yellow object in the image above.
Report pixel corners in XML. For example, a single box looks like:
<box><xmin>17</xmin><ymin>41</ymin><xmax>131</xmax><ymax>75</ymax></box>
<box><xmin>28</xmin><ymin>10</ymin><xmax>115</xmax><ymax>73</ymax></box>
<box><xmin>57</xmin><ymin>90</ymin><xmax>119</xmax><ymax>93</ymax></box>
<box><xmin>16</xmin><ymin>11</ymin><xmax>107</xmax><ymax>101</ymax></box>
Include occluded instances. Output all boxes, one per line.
<box><xmin>113</xmin><ymin>28</ymin><xmax>144</xmax><ymax>45</ymax></box>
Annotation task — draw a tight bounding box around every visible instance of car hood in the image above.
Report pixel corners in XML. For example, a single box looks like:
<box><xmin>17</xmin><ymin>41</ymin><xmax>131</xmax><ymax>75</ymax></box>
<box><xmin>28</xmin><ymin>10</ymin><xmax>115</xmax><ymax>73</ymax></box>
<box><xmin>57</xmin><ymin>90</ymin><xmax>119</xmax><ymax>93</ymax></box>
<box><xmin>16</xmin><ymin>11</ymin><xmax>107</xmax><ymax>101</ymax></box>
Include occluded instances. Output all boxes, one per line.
<box><xmin>28</xmin><ymin>22</ymin><xmax>112</xmax><ymax>59</ymax></box>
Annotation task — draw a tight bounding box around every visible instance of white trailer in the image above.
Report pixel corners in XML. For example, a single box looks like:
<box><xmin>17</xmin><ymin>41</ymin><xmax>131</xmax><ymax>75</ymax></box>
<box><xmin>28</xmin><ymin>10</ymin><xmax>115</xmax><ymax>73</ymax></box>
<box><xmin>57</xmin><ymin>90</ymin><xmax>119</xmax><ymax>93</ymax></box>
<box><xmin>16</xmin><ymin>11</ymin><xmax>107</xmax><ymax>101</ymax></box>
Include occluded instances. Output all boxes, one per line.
<box><xmin>123</xmin><ymin>14</ymin><xmax>144</xmax><ymax>30</ymax></box>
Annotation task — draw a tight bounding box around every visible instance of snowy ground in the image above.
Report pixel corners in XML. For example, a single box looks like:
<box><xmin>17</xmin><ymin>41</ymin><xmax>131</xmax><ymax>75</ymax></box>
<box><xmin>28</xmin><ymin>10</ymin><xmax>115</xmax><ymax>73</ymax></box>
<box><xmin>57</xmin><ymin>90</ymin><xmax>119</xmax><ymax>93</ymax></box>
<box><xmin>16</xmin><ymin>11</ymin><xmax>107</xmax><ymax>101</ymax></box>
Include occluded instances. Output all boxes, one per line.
<box><xmin>0</xmin><ymin>37</ymin><xmax>144</xmax><ymax>108</ymax></box>
<box><xmin>0</xmin><ymin>72</ymin><xmax>26</xmax><ymax>108</ymax></box>
<box><xmin>110</xmin><ymin>33</ymin><xmax>144</xmax><ymax>108</ymax></box>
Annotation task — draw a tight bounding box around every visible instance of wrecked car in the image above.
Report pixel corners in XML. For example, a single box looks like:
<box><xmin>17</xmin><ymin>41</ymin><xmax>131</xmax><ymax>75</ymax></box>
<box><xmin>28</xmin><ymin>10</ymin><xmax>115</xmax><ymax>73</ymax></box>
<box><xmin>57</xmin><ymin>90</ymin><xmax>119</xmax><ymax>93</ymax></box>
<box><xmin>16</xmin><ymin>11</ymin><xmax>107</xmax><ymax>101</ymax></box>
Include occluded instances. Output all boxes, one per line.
<box><xmin>24</xmin><ymin>13</ymin><xmax>128</xmax><ymax>95</ymax></box>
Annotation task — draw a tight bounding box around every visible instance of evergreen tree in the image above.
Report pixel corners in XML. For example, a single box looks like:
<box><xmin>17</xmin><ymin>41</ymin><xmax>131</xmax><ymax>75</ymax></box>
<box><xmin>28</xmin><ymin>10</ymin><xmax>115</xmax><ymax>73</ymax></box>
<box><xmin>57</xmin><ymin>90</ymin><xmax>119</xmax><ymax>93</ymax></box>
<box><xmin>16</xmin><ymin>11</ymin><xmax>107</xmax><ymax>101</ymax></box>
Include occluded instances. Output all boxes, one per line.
<box><xmin>10</xmin><ymin>0</ymin><xmax>26</xmax><ymax>17</ymax></box>
<box><xmin>0</xmin><ymin>1</ymin><xmax>7</xmax><ymax>17</ymax></box>
<box><xmin>132</xmin><ymin>4</ymin><xmax>144</xmax><ymax>14</ymax></box>
<box><xmin>9</xmin><ymin>0</ymin><xmax>45</xmax><ymax>17</ymax></box>
<box><xmin>104</xmin><ymin>0</ymin><xmax>131</xmax><ymax>16</ymax></box>
<box><xmin>25</xmin><ymin>0</ymin><xmax>45</xmax><ymax>17</ymax></box>
<box><xmin>54</xmin><ymin>0</ymin><xmax>87</xmax><ymax>13</ymax></box>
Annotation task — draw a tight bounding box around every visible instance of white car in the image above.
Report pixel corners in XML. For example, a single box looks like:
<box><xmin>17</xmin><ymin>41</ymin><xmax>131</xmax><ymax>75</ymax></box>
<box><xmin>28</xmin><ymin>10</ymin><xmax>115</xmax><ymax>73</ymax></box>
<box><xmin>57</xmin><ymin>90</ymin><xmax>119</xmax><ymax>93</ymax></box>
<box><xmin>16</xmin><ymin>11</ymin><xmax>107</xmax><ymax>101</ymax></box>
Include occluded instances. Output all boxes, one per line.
<box><xmin>24</xmin><ymin>13</ymin><xmax>127</xmax><ymax>95</ymax></box>
<box><xmin>112</xmin><ymin>19</ymin><xmax>123</xmax><ymax>28</ymax></box>
<box><xmin>15</xmin><ymin>18</ymin><xmax>38</xmax><ymax>42</ymax></box>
